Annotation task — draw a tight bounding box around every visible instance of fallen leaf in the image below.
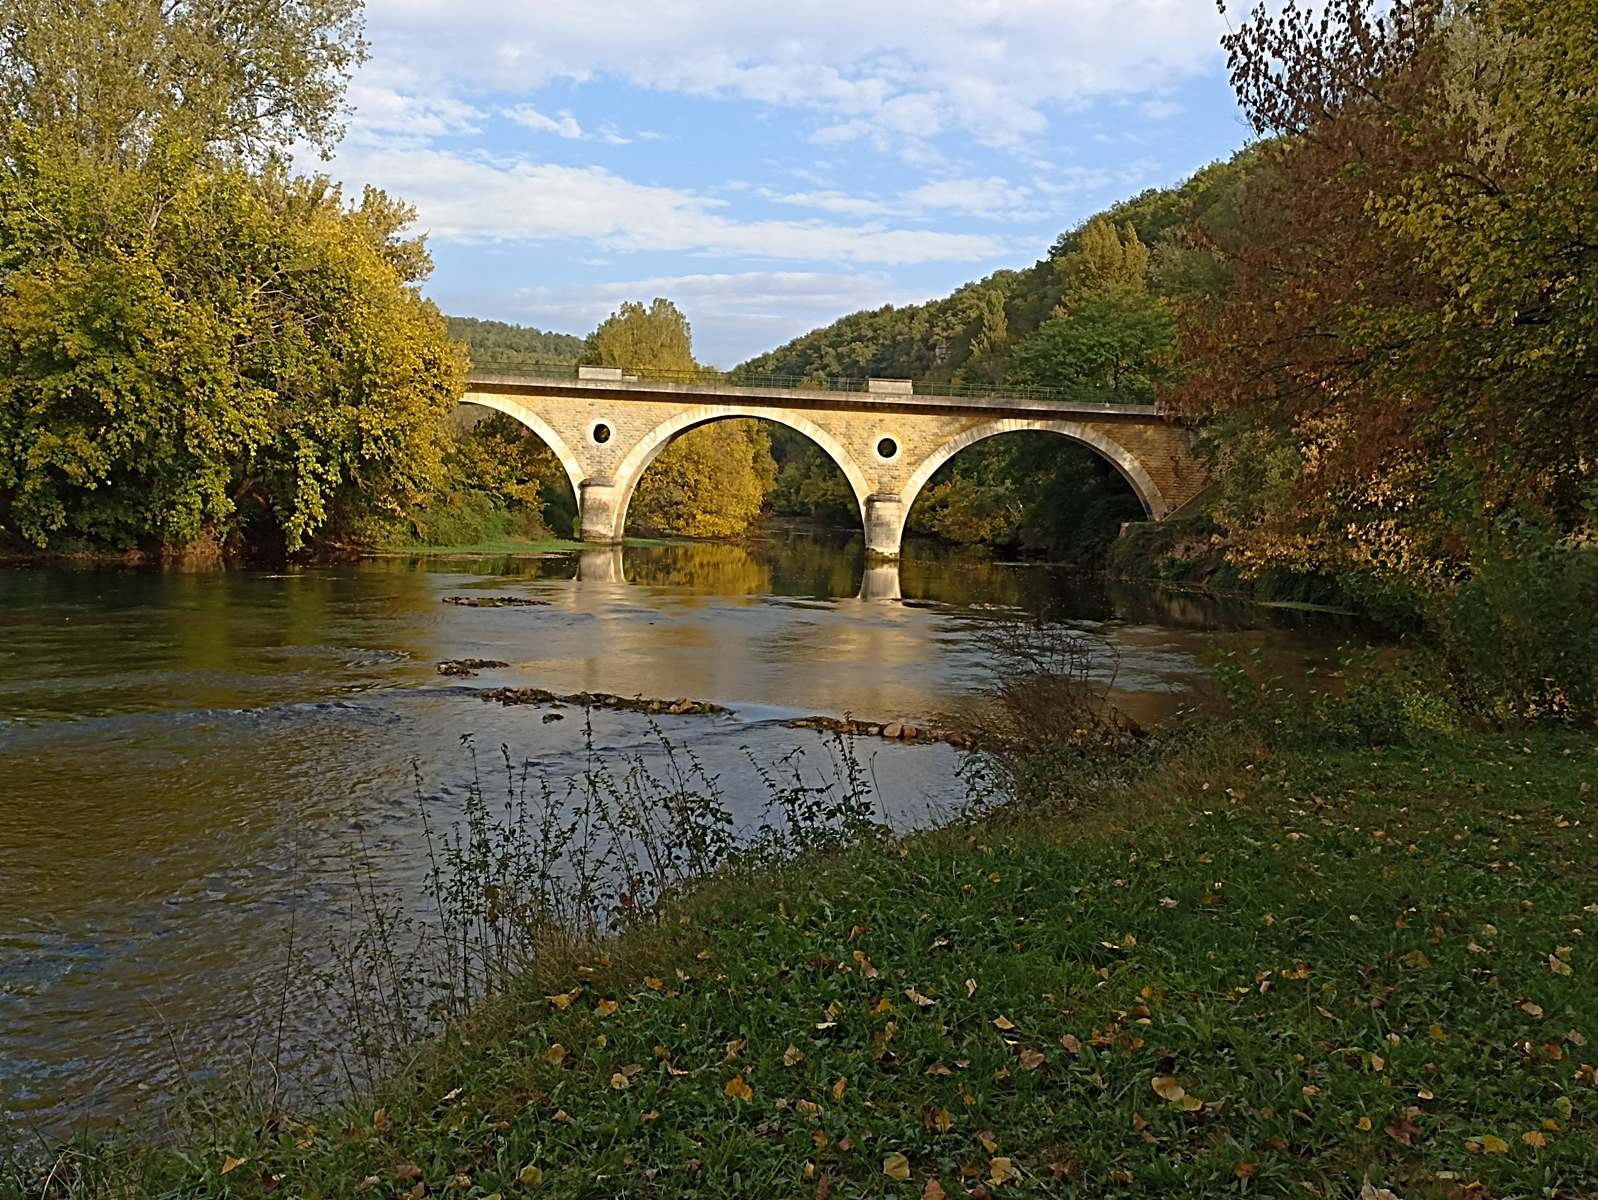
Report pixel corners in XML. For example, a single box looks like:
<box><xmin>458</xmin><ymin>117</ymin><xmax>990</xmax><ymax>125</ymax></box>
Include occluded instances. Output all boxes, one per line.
<box><xmin>221</xmin><ymin>1156</ymin><xmax>247</xmax><ymax>1176</ymax></box>
<box><xmin>610</xmin><ymin>1072</ymin><xmax>630</xmax><ymax>1091</ymax></box>
<box><xmin>1549</xmin><ymin>955</ymin><xmax>1574</xmax><ymax>977</ymax></box>
<box><xmin>1523</xmin><ymin>1130</ymin><xmax>1547</xmax><ymax>1148</ymax></box>
<box><xmin>1060</xmin><ymin>1033</ymin><xmax>1082</xmax><ymax>1054</ymax></box>
<box><xmin>546</xmin><ymin>988</ymin><xmax>581</xmax><ymax>1010</ymax></box>
<box><xmin>853</xmin><ymin>951</ymin><xmax>880</xmax><ymax>979</ymax></box>
<box><xmin>394</xmin><ymin>1165</ymin><xmax>424</xmax><ymax>1184</ymax></box>
<box><xmin>989</xmin><ymin>1157</ymin><xmax>1018</xmax><ymax>1186</ymax></box>
<box><xmin>1152</xmin><ymin>1076</ymin><xmax>1186</xmax><ymax>1103</ymax></box>
<box><xmin>923</xmin><ymin>1181</ymin><xmax>946</xmax><ymax>1200</ymax></box>
<box><xmin>643</xmin><ymin>975</ymin><xmax>663</xmax><ymax>990</ymax></box>
<box><xmin>1479</xmin><ymin>1133</ymin><xmax>1509</xmax><ymax>1154</ymax></box>
<box><xmin>1384</xmin><ymin>1116</ymin><xmax>1422</xmax><ymax>1146</ymax></box>
<box><xmin>1359</xmin><ymin>1177</ymin><xmax>1400</xmax><ymax>1200</ymax></box>
<box><xmin>784</xmin><ymin>1044</ymin><xmax>805</xmax><ymax>1067</ymax></box>
<box><xmin>882</xmin><ymin>1153</ymin><xmax>911</xmax><ymax>1182</ymax></box>
<box><xmin>517</xmin><ymin>1165</ymin><xmax>543</xmax><ymax>1187</ymax></box>
<box><xmin>992</xmin><ymin>1016</ymin><xmax>1016</xmax><ymax>1031</ymax></box>
<box><xmin>831</xmin><ymin>1076</ymin><xmax>848</xmax><ymax>1100</ymax></box>
<box><xmin>1019</xmin><ymin>1049</ymin><xmax>1045</xmax><ymax>1071</ymax></box>
<box><xmin>1234</xmin><ymin>1162</ymin><xmax>1257</xmax><ymax>1179</ymax></box>
<box><xmin>724</xmin><ymin>1074</ymin><xmax>753</xmax><ymax>1102</ymax></box>
<box><xmin>545</xmin><ymin>1043</ymin><xmax>566</xmax><ymax>1066</ymax></box>
<box><xmin>596</xmin><ymin>999</ymin><xmax>619</xmax><ymax>1017</ymax></box>
<box><xmin>905</xmin><ymin>987</ymin><xmax>936</xmax><ymax>1008</ymax></box>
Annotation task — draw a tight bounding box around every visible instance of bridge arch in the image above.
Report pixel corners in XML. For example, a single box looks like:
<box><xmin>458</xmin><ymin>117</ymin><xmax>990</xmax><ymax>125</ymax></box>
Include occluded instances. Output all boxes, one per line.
<box><xmin>893</xmin><ymin>418</ymin><xmax>1168</xmax><ymax>555</ymax></box>
<box><xmin>609</xmin><ymin>405</ymin><xmax>873</xmax><ymax>542</ymax></box>
<box><xmin>459</xmin><ymin>392</ymin><xmax>587</xmax><ymax>501</ymax></box>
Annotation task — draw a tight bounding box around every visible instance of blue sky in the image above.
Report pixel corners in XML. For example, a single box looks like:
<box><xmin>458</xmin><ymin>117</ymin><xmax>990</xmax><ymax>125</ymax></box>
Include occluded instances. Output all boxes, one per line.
<box><xmin>327</xmin><ymin>2</ymin><xmax>1255</xmax><ymax>366</ymax></box>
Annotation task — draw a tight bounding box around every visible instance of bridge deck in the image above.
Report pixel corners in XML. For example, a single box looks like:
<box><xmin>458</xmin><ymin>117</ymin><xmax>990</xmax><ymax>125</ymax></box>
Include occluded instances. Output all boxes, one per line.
<box><xmin>464</xmin><ymin>369</ymin><xmax>1163</xmax><ymax>422</ymax></box>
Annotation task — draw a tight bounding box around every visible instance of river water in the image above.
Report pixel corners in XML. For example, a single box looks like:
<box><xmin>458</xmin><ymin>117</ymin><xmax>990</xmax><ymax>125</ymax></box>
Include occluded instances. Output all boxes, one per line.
<box><xmin>0</xmin><ymin>534</ymin><xmax>1360</xmax><ymax>1143</ymax></box>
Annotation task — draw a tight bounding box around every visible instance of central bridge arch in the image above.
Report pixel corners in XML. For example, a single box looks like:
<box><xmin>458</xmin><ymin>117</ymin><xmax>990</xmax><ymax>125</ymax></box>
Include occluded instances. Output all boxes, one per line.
<box><xmin>608</xmin><ymin>406</ymin><xmax>873</xmax><ymax>542</ymax></box>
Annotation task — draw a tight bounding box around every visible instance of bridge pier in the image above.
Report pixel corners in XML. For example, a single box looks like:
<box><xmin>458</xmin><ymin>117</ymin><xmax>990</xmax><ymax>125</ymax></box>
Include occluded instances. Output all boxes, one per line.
<box><xmin>578</xmin><ymin>479</ymin><xmax>624</xmax><ymax>545</ymax></box>
<box><xmin>864</xmin><ymin>493</ymin><xmax>905</xmax><ymax>560</ymax></box>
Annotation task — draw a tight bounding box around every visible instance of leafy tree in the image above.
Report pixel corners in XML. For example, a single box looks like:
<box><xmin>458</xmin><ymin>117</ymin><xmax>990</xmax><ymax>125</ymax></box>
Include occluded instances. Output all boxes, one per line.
<box><xmin>582</xmin><ymin>299</ymin><xmax>697</xmax><ymax>378</ymax></box>
<box><xmin>0</xmin><ymin>0</ymin><xmax>466</xmax><ymax>559</ymax></box>
<box><xmin>1008</xmin><ymin>293</ymin><xmax>1176</xmax><ymax>402</ymax></box>
<box><xmin>0</xmin><ymin>0</ymin><xmax>366</xmax><ymax>163</ymax></box>
<box><xmin>1055</xmin><ymin>218</ymin><xmax>1150</xmax><ymax>303</ymax></box>
<box><xmin>0</xmin><ymin>145</ymin><xmax>464</xmax><ymax>554</ymax></box>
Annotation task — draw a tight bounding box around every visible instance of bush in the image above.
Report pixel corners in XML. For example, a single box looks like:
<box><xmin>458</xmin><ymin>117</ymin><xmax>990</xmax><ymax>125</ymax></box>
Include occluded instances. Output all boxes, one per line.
<box><xmin>1430</xmin><ymin>540</ymin><xmax>1598</xmax><ymax>723</ymax></box>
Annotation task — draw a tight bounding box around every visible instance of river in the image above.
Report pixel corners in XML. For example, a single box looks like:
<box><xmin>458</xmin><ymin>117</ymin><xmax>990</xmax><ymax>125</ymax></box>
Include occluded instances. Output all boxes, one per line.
<box><xmin>0</xmin><ymin>533</ymin><xmax>1361</xmax><ymax>1144</ymax></box>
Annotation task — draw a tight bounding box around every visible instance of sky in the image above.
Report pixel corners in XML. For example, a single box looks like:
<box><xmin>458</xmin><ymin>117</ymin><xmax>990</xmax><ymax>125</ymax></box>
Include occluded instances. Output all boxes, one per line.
<box><xmin>324</xmin><ymin>2</ymin><xmax>1256</xmax><ymax>367</ymax></box>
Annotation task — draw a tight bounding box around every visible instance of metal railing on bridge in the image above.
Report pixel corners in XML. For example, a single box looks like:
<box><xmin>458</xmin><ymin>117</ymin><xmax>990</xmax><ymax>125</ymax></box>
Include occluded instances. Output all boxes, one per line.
<box><xmin>463</xmin><ymin>357</ymin><xmax>1159</xmax><ymax>410</ymax></box>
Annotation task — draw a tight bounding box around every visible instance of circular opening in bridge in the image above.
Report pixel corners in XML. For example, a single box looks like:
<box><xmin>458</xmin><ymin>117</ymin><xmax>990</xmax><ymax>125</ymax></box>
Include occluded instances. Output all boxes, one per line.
<box><xmin>876</xmin><ymin>437</ymin><xmax>899</xmax><ymax>461</ymax></box>
<box><xmin>591</xmin><ymin>422</ymin><xmax>612</xmax><ymax>445</ymax></box>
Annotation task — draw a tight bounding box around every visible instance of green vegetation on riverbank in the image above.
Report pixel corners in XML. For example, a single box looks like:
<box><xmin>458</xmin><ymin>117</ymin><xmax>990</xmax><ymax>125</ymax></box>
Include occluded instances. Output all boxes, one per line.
<box><xmin>17</xmin><ymin>707</ymin><xmax>1596</xmax><ymax>1199</ymax></box>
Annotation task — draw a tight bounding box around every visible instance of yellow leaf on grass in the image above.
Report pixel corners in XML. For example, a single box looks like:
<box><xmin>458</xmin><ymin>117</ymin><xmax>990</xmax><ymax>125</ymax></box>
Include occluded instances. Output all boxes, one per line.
<box><xmin>993</xmin><ymin>1016</ymin><xmax>1016</xmax><ymax>1031</ymax></box>
<box><xmin>784</xmin><ymin>1044</ymin><xmax>805</xmax><ymax>1067</ymax></box>
<box><xmin>1152</xmin><ymin>1076</ymin><xmax>1186</xmax><ymax>1103</ymax></box>
<box><xmin>905</xmin><ymin>987</ymin><xmax>936</xmax><ymax>1008</ymax></box>
<box><xmin>1523</xmin><ymin>1130</ymin><xmax>1548</xmax><ymax>1148</ymax></box>
<box><xmin>518</xmin><ymin>1165</ymin><xmax>543</xmax><ymax>1187</ymax></box>
<box><xmin>546</xmin><ymin>988</ymin><xmax>581</xmax><ymax>1010</ymax></box>
<box><xmin>610</xmin><ymin>1072</ymin><xmax>630</xmax><ymax>1091</ymax></box>
<box><xmin>988</xmin><ymin>1156</ymin><xmax>1018</xmax><ymax>1186</ymax></box>
<box><xmin>724</xmin><ymin>1074</ymin><xmax>753</xmax><ymax>1102</ymax></box>
<box><xmin>1480</xmin><ymin>1134</ymin><xmax>1510</xmax><ymax>1154</ymax></box>
<box><xmin>933</xmin><ymin>1107</ymin><xmax>953</xmax><ymax>1133</ymax></box>
<box><xmin>596</xmin><ymin>999</ymin><xmax>619</xmax><ymax>1017</ymax></box>
<box><xmin>1549</xmin><ymin>955</ymin><xmax>1574</xmax><ymax>977</ymax></box>
<box><xmin>545</xmin><ymin>1043</ymin><xmax>567</xmax><ymax>1066</ymax></box>
<box><xmin>853</xmin><ymin>950</ymin><xmax>880</xmax><ymax>979</ymax></box>
<box><xmin>643</xmin><ymin>976</ymin><xmax>663</xmax><ymax>990</ymax></box>
<box><xmin>883</xmin><ymin>1152</ymin><xmax>911</xmax><ymax>1181</ymax></box>
<box><xmin>923</xmin><ymin>1181</ymin><xmax>947</xmax><ymax>1200</ymax></box>
<box><xmin>832</xmin><ymin>1076</ymin><xmax>848</xmax><ymax>1100</ymax></box>
<box><xmin>1019</xmin><ymin>1049</ymin><xmax>1045</xmax><ymax>1071</ymax></box>
<box><xmin>220</xmin><ymin>1156</ymin><xmax>247</xmax><ymax>1176</ymax></box>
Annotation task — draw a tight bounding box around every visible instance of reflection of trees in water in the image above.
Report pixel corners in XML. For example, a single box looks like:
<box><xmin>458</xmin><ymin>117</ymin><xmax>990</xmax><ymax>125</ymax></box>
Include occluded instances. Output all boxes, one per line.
<box><xmin>623</xmin><ymin>543</ymin><xmax>772</xmax><ymax>596</ymax></box>
<box><xmin>622</xmin><ymin>534</ymin><xmax>866</xmax><ymax>598</ymax></box>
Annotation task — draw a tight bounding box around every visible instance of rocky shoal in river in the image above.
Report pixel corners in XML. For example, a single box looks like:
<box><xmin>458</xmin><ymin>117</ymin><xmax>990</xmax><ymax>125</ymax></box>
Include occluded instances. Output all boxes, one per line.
<box><xmin>476</xmin><ymin>684</ymin><xmax>976</xmax><ymax>748</ymax></box>
<box><xmin>442</xmin><ymin>595</ymin><xmax>551</xmax><ymax>608</ymax></box>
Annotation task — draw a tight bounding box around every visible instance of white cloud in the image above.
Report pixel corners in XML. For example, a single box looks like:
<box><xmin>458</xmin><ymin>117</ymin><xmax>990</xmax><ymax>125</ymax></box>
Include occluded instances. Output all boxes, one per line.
<box><xmin>503</xmin><ymin>105</ymin><xmax>585</xmax><ymax>140</ymax></box>
<box><xmin>1141</xmin><ymin>98</ymin><xmax>1184</xmax><ymax>120</ymax></box>
<box><xmin>334</xmin><ymin>144</ymin><xmax>1012</xmax><ymax>264</ymax></box>
<box><xmin>359</xmin><ymin>0</ymin><xmax>1225</xmax><ymax>151</ymax></box>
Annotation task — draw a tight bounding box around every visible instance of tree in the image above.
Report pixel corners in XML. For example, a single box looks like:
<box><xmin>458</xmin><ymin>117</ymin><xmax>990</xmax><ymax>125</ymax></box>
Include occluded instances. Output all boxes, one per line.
<box><xmin>0</xmin><ymin>149</ymin><xmax>464</xmax><ymax>555</ymax></box>
<box><xmin>1055</xmin><ymin>218</ymin><xmax>1150</xmax><ymax>304</ymax></box>
<box><xmin>0</xmin><ymin>0</ymin><xmax>366</xmax><ymax>164</ymax></box>
<box><xmin>1008</xmin><ymin>293</ymin><xmax>1176</xmax><ymax>402</ymax></box>
<box><xmin>582</xmin><ymin>299</ymin><xmax>696</xmax><ymax>378</ymax></box>
<box><xmin>0</xmin><ymin>0</ymin><xmax>466</xmax><ymax>559</ymax></box>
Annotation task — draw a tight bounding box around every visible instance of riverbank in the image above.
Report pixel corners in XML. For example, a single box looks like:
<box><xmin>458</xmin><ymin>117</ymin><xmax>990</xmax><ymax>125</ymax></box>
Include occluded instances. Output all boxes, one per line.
<box><xmin>15</xmin><ymin>715</ymin><xmax>1595</xmax><ymax>1198</ymax></box>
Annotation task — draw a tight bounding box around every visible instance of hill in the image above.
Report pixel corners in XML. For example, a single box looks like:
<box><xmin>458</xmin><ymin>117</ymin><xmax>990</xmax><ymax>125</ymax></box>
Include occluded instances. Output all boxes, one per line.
<box><xmin>447</xmin><ymin>316</ymin><xmax>585</xmax><ymax>369</ymax></box>
<box><xmin>734</xmin><ymin>149</ymin><xmax>1255</xmax><ymax>386</ymax></box>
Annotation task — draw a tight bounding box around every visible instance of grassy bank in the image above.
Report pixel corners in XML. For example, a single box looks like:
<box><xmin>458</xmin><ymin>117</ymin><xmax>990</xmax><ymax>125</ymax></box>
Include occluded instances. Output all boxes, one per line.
<box><xmin>18</xmin><ymin>721</ymin><xmax>1596</xmax><ymax>1199</ymax></box>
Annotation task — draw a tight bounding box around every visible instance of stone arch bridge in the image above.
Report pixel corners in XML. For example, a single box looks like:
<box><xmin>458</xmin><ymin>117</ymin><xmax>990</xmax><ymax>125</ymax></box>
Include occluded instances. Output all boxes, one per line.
<box><xmin>461</xmin><ymin>367</ymin><xmax>1203</xmax><ymax>559</ymax></box>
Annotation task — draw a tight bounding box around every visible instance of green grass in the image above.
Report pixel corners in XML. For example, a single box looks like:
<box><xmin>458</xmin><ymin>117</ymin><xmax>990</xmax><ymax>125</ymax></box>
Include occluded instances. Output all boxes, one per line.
<box><xmin>17</xmin><ymin>729</ymin><xmax>1598</xmax><ymax>1198</ymax></box>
